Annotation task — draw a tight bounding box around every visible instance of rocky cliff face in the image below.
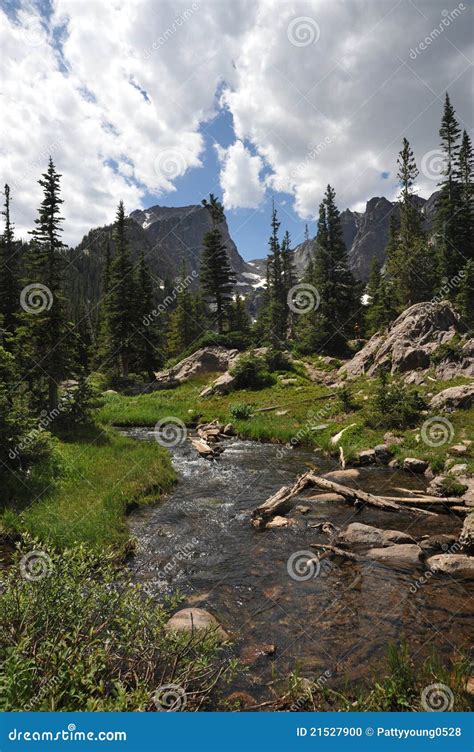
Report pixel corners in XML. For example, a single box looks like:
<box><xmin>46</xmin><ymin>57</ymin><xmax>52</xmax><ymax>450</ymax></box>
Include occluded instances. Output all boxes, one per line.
<box><xmin>288</xmin><ymin>191</ymin><xmax>438</xmax><ymax>282</ymax></box>
<box><xmin>68</xmin><ymin>203</ymin><xmax>266</xmax><ymax>314</ymax></box>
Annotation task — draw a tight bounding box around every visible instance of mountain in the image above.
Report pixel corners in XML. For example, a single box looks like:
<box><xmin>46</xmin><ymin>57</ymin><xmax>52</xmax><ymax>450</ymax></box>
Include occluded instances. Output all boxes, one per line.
<box><xmin>67</xmin><ymin>203</ymin><xmax>266</xmax><ymax>317</ymax></box>
<box><xmin>285</xmin><ymin>191</ymin><xmax>439</xmax><ymax>282</ymax></box>
<box><xmin>67</xmin><ymin>191</ymin><xmax>439</xmax><ymax>320</ymax></box>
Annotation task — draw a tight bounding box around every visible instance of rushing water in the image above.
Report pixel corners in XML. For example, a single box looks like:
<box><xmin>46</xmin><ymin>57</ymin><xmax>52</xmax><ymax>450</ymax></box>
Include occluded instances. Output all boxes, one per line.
<box><xmin>123</xmin><ymin>428</ymin><xmax>472</xmax><ymax>699</ymax></box>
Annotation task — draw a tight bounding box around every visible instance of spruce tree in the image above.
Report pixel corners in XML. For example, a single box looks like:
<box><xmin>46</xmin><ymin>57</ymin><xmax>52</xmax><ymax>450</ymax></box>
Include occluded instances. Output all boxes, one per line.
<box><xmin>456</xmin><ymin>129</ymin><xmax>474</xmax><ymax>263</ymax></box>
<box><xmin>18</xmin><ymin>159</ymin><xmax>70</xmax><ymax>411</ymax></box>
<box><xmin>298</xmin><ymin>185</ymin><xmax>357</xmax><ymax>354</ymax></box>
<box><xmin>200</xmin><ymin>194</ymin><xmax>235</xmax><ymax>333</ymax></box>
<box><xmin>167</xmin><ymin>288</ymin><xmax>204</xmax><ymax>356</ymax></box>
<box><xmin>0</xmin><ymin>185</ymin><xmax>20</xmax><ymax>340</ymax></box>
<box><xmin>133</xmin><ymin>253</ymin><xmax>162</xmax><ymax>378</ymax></box>
<box><xmin>436</xmin><ymin>93</ymin><xmax>464</xmax><ymax>281</ymax></box>
<box><xmin>229</xmin><ymin>293</ymin><xmax>251</xmax><ymax>334</ymax></box>
<box><xmin>103</xmin><ymin>201</ymin><xmax>136</xmax><ymax>377</ymax></box>
<box><xmin>265</xmin><ymin>202</ymin><xmax>287</xmax><ymax>345</ymax></box>
<box><xmin>457</xmin><ymin>259</ymin><xmax>474</xmax><ymax>331</ymax></box>
<box><xmin>365</xmin><ymin>258</ymin><xmax>397</xmax><ymax>335</ymax></box>
<box><xmin>387</xmin><ymin>139</ymin><xmax>436</xmax><ymax>305</ymax></box>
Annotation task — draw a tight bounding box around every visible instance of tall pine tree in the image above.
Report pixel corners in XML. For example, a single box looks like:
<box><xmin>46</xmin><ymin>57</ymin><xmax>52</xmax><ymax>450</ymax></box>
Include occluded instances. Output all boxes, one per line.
<box><xmin>298</xmin><ymin>185</ymin><xmax>357</xmax><ymax>354</ymax></box>
<box><xmin>200</xmin><ymin>194</ymin><xmax>235</xmax><ymax>333</ymax></box>
<box><xmin>0</xmin><ymin>185</ymin><xmax>20</xmax><ymax>341</ymax></box>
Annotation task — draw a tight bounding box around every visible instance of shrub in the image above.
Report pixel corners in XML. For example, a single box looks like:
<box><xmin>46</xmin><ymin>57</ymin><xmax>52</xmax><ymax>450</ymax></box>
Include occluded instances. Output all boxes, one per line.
<box><xmin>264</xmin><ymin>349</ymin><xmax>293</xmax><ymax>373</ymax></box>
<box><xmin>430</xmin><ymin>335</ymin><xmax>464</xmax><ymax>365</ymax></box>
<box><xmin>338</xmin><ymin>384</ymin><xmax>358</xmax><ymax>412</ymax></box>
<box><xmin>57</xmin><ymin>378</ymin><xmax>100</xmax><ymax>428</ymax></box>
<box><xmin>365</xmin><ymin>372</ymin><xmax>427</xmax><ymax>429</ymax></box>
<box><xmin>230</xmin><ymin>403</ymin><xmax>253</xmax><ymax>420</ymax></box>
<box><xmin>230</xmin><ymin>353</ymin><xmax>275</xmax><ymax>390</ymax></box>
<box><xmin>0</xmin><ymin>539</ymin><xmax>236</xmax><ymax>711</ymax></box>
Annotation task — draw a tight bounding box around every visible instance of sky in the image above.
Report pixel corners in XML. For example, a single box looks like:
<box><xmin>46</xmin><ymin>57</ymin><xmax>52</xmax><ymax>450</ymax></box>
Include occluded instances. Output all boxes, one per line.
<box><xmin>1</xmin><ymin>0</ymin><xmax>472</xmax><ymax>260</ymax></box>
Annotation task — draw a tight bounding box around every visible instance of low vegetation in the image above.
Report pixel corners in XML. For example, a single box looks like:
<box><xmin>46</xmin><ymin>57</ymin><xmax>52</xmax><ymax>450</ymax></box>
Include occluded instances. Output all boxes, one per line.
<box><xmin>0</xmin><ymin>540</ymin><xmax>236</xmax><ymax>711</ymax></box>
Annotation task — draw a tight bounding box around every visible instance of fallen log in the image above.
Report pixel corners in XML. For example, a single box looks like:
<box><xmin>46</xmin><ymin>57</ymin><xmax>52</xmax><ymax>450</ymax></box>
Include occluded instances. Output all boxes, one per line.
<box><xmin>380</xmin><ymin>495</ymin><xmax>463</xmax><ymax>506</ymax></box>
<box><xmin>251</xmin><ymin>473</ymin><xmax>314</xmax><ymax>527</ymax></box>
<box><xmin>253</xmin><ymin>393</ymin><xmax>336</xmax><ymax>413</ymax></box>
<box><xmin>304</xmin><ymin>472</ymin><xmax>437</xmax><ymax>516</ymax></box>
<box><xmin>251</xmin><ymin>471</ymin><xmax>438</xmax><ymax>526</ymax></box>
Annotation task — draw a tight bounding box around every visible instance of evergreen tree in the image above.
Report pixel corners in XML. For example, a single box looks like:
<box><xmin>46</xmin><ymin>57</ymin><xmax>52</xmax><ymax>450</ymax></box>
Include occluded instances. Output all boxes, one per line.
<box><xmin>456</xmin><ymin>129</ymin><xmax>474</xmax><ymax>263</ymax></box>
<box><xmin>94</xmin><ymin>240</ymin><xmax>112</xmax><ymax>369</ymax></box>
<box><xmin>0</xmin><ymin>185</ymin><xmax>20</xmax><ymax>340</ymax></box>
<box><xmin>457</xmin><ymin>259</ymin><xmax>474</xmax><ymax>331</ymax></box>
<box><xmin>133</xmin><ymin>253</ymin><xmax>162</xmax><ymax>378</ymax></box>
<box><xmin>265</xmin><ymin>202</ymin><xmax>287</xmax><ymax>345</ymax></box>
<box><xmin>167</xmin><ymin>287</ymin><xmax>204</xmax><ymax>356</ymax></box>
<box><xmin>298</xmin><ymin>185</ymin><xmax>357</xmax><ymax>354</ymax></box>
<box><xmin>386</xmin><ymin>139</ymin><xmax>436</xmax><ymax>305</ymax></box>
<box><xmin>229</xmin><ymin>293</ymin><xmax>251</xmax><ymax>334</ymax></box>
<box><xmin>365</xmin><ymin>258</ymin><xmax>397</xmax><ymax>335</ymax></box>
<box><xmin>436</xmin><ymin>93</ymin><xmax>464</xmax><ymax>281</ymax></box>
<box><xmin>102</xmin><ymin>201</ymin><xmax>136</xmax><ymax>377</ymax></box>
<box><xmin>200</xmin><ymin>194</ymin><xmax>235</xmax><ymax>333</ymax></box>
<box><xmin>18</xmin><ymin>158</ymin><xmax>70</xmax><ymax>411</ymax></box>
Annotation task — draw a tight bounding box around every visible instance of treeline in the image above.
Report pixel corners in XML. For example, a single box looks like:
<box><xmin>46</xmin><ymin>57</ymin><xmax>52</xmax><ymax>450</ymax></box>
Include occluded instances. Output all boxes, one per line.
<box><xmin>366</xmin><ymin>93</ymin><xmax>473</xmax><ymax>335</ymax></box>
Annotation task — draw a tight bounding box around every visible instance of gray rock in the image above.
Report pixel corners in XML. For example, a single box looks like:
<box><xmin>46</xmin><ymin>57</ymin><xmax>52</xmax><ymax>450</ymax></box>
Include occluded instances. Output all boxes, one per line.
<box><xmin>155</xmin><ymin>347</ymin><xmax>238</xmax><ymax>388</ymax></box>
<box><xmin>200</xmin><ymin>371</ymin><xmax>236</xmax><ymax>398</ymax></box>
<box><xmin>339</xmin><ymin>523</ymin><xmax>416</xmax><ymax>547</ymax></box>
<box><xmin>356</xmin><ymin>449</ymin><xmax>377</xmax><ymax>465</ymax></box>
<box><xmin>449</xmin><ymin>444</ymin><xmax>468</xmax><ymax>456</ymax></box>
<box><xmin>460</xmin><ymin>513</ymin><xmax>474</xmax><ymax>554</ymax></box>
<box><xmin>374</xmin><ymin>444</ymin><xmax>394</xmax><ymax>464</ymax></box>
<box><xmin>366</xmin><ymin>544</ymin><xmax>423</xmax><ymax>567</ymax></box>
<box><xmin>403</xmin><ymin>457</ymin><xmax>429</xmax><ymax>473</ymax></box>
<box><xmin>419</xmin><ymin>534</ymin><xmax>458</xmax><ymax>555</ymax></box>
<box><xmin>322</xmin><ymin>469</ymin><xmax>360</xmax><ymax>483</ymax></box>
<box><xmin>427</xmin><ymin>554</ymin><xmax>474</xmax><ymax>579</ymax></box>
<box><xmin>430</xmin><ymin>384</ymin><xmax>474</xmax><ymax>411</ymax></box>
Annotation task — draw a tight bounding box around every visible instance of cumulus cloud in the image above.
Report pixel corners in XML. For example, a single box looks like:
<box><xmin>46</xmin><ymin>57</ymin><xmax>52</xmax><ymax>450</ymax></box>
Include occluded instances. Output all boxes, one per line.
<box><xmin>1</xmin><ymin>0</ymin><xmax>471</xmax><ymax>244</ymax></box>
<box><xmin>216</xmin><ymin>140</ymin><xmax>265</xmax><ymax>209</ymax></box>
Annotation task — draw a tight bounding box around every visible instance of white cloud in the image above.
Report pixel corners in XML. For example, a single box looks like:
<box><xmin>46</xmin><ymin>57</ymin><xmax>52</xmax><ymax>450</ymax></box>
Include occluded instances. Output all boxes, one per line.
<box><xmin>1</xmin><ymin>0</ymin><xmax>471</xmax><ymax>245</ymax></box>
<box><xmin>216</xmin><ymin>140</ymin><xmax>265</xmax><ymax>209</ymax></box>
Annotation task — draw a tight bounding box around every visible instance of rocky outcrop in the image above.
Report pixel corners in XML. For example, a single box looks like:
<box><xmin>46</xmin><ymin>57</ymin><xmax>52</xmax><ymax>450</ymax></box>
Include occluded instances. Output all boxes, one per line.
<box><xmin>155</xmin><ymin>347</ymin><xmax>238</xmax><ymax>388</ymax></box>
<box><xmin>430</xmin><ymin>385</ymin><xmax>474</xmax><ymax>412</ymax></box>
<box><xmin>340</xmin><ymin>302</ymin><xmax>473</xmax><ymax>380</ymax></box>
<box><xmin>460</xmin><ymin>513</ymin><xmax>474</xmax><ymax>554</ymax></box>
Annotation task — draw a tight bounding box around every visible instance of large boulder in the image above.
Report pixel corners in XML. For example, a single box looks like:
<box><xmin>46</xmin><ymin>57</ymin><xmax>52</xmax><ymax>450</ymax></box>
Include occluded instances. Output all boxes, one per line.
<box><xmin>460</xmin><ymin>513</ymin><xmax>474</xmax><ymax>554</ymax></box>
<box><xmin>430</xmin><ymin>384</ymin><xmax>474</xmax><ymax>412</ymax></box>
<box><xmin>200</xmin><ymin>371</ymin><xmax>237</xmax><ymax>398</ymax></box>
<box><xmin>166</xmin><ymin>608</ymin><xmax>229</xmax><ymax>641</ymax></box>
<box><xmin>339</xmin><ymin>523</ymin><xmax>416</xmax><ymax>547</ymax></box>
<box><xmin>340</xmin><ymin>302</ymin><xmax>473</xmax><ymax>379</ymax></box>
<box><xmin>155</xmin><ymin>347</ymin><xmax>238</xmax><ymax>389</ymax></box>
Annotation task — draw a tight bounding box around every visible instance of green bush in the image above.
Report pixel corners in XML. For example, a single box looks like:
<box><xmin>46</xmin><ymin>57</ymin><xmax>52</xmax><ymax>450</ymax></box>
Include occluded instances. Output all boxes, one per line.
<box><xmin>430</xmin><ymin>335</ymin><xmax>464</xmax><ymax>365</ymax></box>
<box><xmin>230</xmin><ymin>353</ymin><xmax>275</xmax><ymax>390</ymax></box>
<box><xmin>230</xmin><ymin>403</ymin><xmax>253</xmax><ymax>420</ymax></box>
<box><xmin>264</xmin><ymin>349</ymin><xmax>293</xmax><ymax>373</ymax></box>
<box><xmin>437</xmin><ymin>475</ymin><xmax>468</xmax><ymax>497</ymax></box>
<box><xmin>365</xmin><ymin>372</ymin><xmax>427</xmax><ymax>429</ymax></box>
<box><xmin>0</xmin><ymin>539</ymin><xmax>236</xmax><ymax>711</ymax></box>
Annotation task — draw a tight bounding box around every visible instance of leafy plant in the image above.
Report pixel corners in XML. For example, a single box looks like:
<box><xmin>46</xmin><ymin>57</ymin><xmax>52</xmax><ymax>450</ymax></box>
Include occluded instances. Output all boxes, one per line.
<box><xmin>230</xmin><ymin>353</ymin><xmax>275</xmax><ymax>390</ymax></box>
<box><xmin>365</xmin><ymin>372</ymin><xmax>427</xmax><ymax>429</ymax></box>
<box><xmin>0</xmin><ymin>539</ymin><xmax>236</xmax><ymax>711</ymax></box>
<box><xmin>430</xmin><ymin>335</ymin><xmax>464</xmax><ymax>365</ymax></box>
<box><xmin>230</xmin><ymin>403</ymin><xmax>253</xmax><ymax>420</ymax></box>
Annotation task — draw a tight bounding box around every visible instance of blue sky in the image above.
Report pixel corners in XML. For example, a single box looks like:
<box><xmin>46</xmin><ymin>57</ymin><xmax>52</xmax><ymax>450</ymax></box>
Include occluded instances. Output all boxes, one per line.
<box><xmin>142</xmin><ymin>109</ymin><xmax>310</xmax><ymax>261</ymax></box>
<box><xmin>2</xmin><ymin>0</ymin><xmax>471</xmax><ymax>260</ymax></box>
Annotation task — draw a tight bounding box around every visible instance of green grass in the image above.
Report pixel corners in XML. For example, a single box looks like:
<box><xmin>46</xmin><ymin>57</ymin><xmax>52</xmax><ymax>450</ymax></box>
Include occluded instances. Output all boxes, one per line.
<box><xmin>2</xmin><ymin>424</ymin><xmax>176</xmax><ymax>550</ymax></box>
<box><xmin>96</xmin><ymin>370</ymin><xmax>473</xmax><ymax>471</ymax></box>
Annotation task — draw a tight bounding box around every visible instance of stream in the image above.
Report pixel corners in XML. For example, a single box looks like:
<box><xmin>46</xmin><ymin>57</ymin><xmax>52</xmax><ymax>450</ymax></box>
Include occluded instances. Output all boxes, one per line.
<box><xmin>123</xmin><ymin>428</ymin><xmax>472</xmax><ymax>700</ymax></box>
